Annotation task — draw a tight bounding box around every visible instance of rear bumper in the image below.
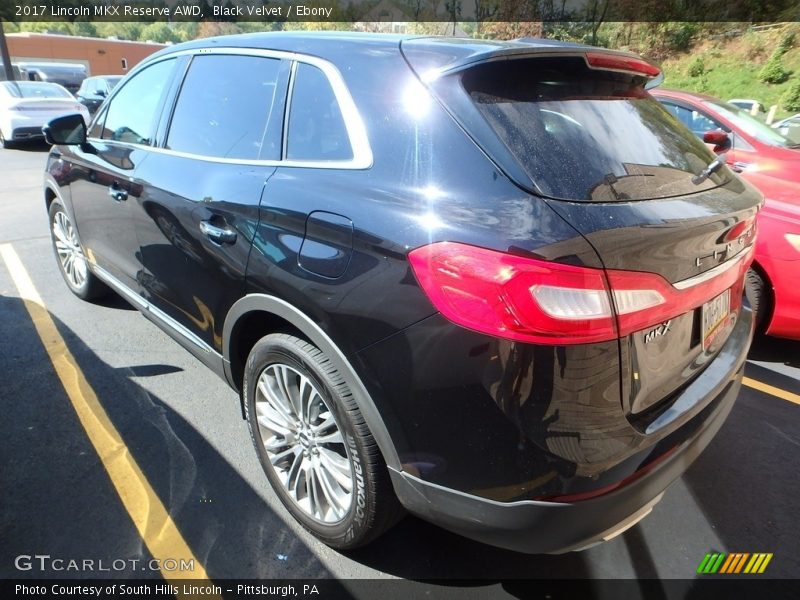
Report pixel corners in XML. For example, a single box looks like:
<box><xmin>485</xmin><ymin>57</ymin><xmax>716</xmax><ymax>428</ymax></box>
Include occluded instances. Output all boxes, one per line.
<box><xmin>390</xmin><ymin>362</ymin><xmax>742</xmax><ymax>554</ymax></box>
<box><xmin>387</xmin><ymin>307</ymin><xmax>752</xmax><ymax>554</ymax></box>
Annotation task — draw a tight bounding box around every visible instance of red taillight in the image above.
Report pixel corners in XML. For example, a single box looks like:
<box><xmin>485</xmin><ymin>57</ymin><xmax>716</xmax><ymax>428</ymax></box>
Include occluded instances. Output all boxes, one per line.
<box><xmin>585</xmin><ymin>52</ymin><xmax>661</xmax><ymax>78</ymax></box>
<box><xmin>408</xmin><ymin>242</ymin><xmax>754</xmax><ymax>345</ymax></box>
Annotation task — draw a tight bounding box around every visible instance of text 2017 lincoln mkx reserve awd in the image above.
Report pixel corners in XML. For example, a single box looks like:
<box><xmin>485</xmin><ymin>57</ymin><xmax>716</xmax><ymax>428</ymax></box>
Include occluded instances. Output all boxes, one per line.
<box><xmin>42</xmin><ymin>33</ymin><xmax>761</xmax><ymax>553</ymax></box>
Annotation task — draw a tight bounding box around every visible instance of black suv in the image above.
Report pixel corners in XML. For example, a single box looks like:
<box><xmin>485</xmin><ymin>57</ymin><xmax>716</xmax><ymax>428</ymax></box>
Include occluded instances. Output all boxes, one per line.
<box><xmin>43</xmin><ymin>33</ymin><xmax>761</xmax><ymax>553</ymax></box>
<box><xmin>76</xmin><ymin>75</ymin><xmax>123</xmax><ymax>115</ymax></box>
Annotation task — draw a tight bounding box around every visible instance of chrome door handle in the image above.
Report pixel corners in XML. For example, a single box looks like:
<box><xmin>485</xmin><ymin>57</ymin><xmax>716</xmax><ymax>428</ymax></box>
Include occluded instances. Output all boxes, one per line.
<box><xmin>199</xmin><ymin>220</ymin><xmax>237</xmax><ymax>244</ymax></box>
<box><xmin>107</xmin><ymin>185</ymin><xmax>127</xmax><ymax>202</ymax></box>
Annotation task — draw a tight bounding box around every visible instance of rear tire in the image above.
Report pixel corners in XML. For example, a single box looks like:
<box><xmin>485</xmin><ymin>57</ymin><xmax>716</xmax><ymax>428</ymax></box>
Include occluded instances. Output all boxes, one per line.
<box><xmin>48</xmin><ymin>200</ymin><xmax>109</xmax><ymax>301</ymax></box>
<box><xmin>745</xmin><ymin>267</ymin><xmax>770</xmax><ymax>332</ymax></box>
<box><xmin>244</xmin><ymin>333</ymin><xmax>403</xmax><ymax>549</ymax></box>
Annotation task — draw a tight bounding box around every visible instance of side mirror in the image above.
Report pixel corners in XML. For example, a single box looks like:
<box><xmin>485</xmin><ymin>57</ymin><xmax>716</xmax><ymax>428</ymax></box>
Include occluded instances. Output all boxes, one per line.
<box><xmin>43</xmin><ymin>113</ymin><xmax>87</xmax><ymax>145</ymax></box>
<box><xmin>703</xmin><ymin>129</ymin><xmax>731</xmax><ymax>154</ymax></box>
<box><xmin>96</xmin><ymin>89</ymin><xmax>106</xmax><ymax>97</ymax></box>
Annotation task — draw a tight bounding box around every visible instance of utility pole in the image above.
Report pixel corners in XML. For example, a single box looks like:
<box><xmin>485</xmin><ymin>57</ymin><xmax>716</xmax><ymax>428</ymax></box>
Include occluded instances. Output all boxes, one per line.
<box><xmin>0</xmin><ymin>20</ymin><xmax>15</xmax><ymax>81</ymax></box>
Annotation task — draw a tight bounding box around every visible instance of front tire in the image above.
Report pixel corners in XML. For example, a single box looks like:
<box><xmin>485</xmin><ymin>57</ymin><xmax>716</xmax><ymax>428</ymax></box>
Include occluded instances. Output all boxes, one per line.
<box><xmin>244</xmin><ymin>333</ymin><xmax>402</xmax><ymax>549</ymax></box>
<box><xmin>48</xmin><ymin>200</ymin><xmax>109</xmax><ymax>300</ymax></box>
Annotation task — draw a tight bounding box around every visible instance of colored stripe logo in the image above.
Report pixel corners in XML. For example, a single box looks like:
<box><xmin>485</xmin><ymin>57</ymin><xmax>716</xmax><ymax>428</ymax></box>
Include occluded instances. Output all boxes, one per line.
<box><xmin>697</xmin><ymin>552</ymin><xmax>773</xmax><ymax>574</ymax></box>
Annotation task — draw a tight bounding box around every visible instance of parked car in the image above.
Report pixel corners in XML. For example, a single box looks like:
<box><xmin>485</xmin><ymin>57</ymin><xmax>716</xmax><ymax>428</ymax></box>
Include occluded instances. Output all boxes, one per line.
<box><xmin>18</xmin><ymin>62</ymin><xmax>87</xmax><ymax>94</ymax></box>
<box><xmin>42</xmin><ymin>33</ymin><xmax>760</xmax><ymax>554</ymax></box>
<box><xmin>0</xmin><ymin>63</ymin><xmax>23</xmax><ymax>81</ymax></box>
<box><xmin>0</xmin><ymin>81</ymin><xmax>89</xmax><ymax>148</ymax></box>
<box><xmin>653</xmin><ymin>89</ymin><xmax>800</xmax><ymax>339</ymax></box>
<box><xmin>740</xmin><ymin>173</ymin><xmax>800</xmax><ymax>340</ymax></box>
<box><xmin>654</xmin><ymin>90</ymin><xmax>800</xmax><ymax>183</ymax></box>
<box><xmin>76</xmin><ymin>75</ymin><xmax>123</xmax><ymax>115</ymax></box>
<box><xmin>773</xmin><ymin>113</ymin><xmax>800</xmax><ymax>144</ymax></box>
<box><xmin>728</xmin><ymin>98</ymin><xmax>765</xmax><ymax>114</ymax></box>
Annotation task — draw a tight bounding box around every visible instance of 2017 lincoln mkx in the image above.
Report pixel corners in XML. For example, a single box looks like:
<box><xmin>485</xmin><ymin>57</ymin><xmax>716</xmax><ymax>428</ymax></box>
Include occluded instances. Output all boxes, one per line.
<box><xmin>42</xmin><ymin>33</ymin><xmax>761</xmax><ymax>554</ymax></box>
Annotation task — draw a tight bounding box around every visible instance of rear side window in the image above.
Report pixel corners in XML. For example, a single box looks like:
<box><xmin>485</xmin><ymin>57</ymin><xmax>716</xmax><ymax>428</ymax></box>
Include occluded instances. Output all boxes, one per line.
<box><xmin>286</xmin><ymin>63</ymin><xmax>352</xmax><ymax>161</ymax></box>
<box><xmin>100</xmin><ymin>59</ymin><xmax>175</xmax><ymax>146</ymax></box>
<box><xmin>459</xmin><ymin>57</ymin><xmax>726</xmax><ymax>202</ymax></box>
<box><xmin>166</xmin><ymin>55</ymin><xmax>282</xmax><ymax>160</ymax></box>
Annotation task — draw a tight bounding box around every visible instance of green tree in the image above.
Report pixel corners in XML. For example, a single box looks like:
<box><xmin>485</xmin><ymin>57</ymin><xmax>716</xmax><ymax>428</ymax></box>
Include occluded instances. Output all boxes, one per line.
<box><xmin>138</xmin><ymin>22</ymin><xmax>180</xmax><ymax>44</ymax></box>
<box><xmin>759</xmin><ymin>51</ymin><xmax>790</xmax><ymax>85</ymax></box>
<box><xmin>782</xmin><ymin>80</ymin><xmax>800</xmax><ymax>112</ymax></box>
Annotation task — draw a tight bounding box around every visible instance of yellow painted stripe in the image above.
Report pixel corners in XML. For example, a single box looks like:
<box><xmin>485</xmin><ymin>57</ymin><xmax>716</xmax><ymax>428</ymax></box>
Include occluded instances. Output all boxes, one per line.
<box><xmin>734</xmin><ymin>553</ymin><xmax>749</xmax><ymax>573</ymax></box>
<box><xmin>719</xmin><ymin>553</ymin><xmax>736</xmax><ymax>574</ymax></box>
<box><xmin>758</xmin><ymin>553</ymin><xmax>773</xmax><ymax>574</ymax></box>
<box><xmin>743</xmin><ymin>377</ymin><xmax>800</xmax><ymax>406</ymax></box>
<box><xmin>0</xmin><ymin>244</ymin><xmax>217</xmax><ymax>597</ymax></box>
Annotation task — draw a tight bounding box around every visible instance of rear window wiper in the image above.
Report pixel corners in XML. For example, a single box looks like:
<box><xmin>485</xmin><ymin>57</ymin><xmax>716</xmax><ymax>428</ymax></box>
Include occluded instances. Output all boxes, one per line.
<box><xmin>692</xmin><ymin>156</ymin><xmax>725</xmax><ymax>185</ymax></box>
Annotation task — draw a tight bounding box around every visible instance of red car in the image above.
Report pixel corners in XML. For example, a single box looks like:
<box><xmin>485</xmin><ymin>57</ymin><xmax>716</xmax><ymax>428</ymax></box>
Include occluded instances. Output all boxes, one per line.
<box><xmin>653</xmin><ymin>89</ymin><xmax>800</xmax><ymax>339</ymax></box>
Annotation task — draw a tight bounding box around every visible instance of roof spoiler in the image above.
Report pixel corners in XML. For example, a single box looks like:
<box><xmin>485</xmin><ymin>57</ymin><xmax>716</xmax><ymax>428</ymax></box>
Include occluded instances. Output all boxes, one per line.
<box><xmin>402</xmin><ymin>38</ymin><xmax>661</xmax><ymax>85</ymax></box>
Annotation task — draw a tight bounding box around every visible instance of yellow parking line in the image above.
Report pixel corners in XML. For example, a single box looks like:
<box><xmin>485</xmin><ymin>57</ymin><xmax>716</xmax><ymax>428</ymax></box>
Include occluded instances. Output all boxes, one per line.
<box><xmin>0</xmin><ymin>244</ymin><xmax>217</xmax><ymax>596</ymax></box>
<box><xmin>743</xmin><ymin>377</ymin><xmax>800</xmax><ymax>406</ymax></box>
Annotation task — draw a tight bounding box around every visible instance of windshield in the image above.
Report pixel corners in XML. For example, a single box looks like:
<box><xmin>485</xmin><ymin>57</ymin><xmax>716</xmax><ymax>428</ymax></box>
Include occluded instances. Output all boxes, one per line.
<box><xmin>106</xmin><ymin>77</ymin><xmax>122</xmax><ymax>90</ymax></box>
<box><xmin>2</xmin><ymin>81</ymin><xmax>72</xmax><ymax>99</ymax></box>
<box><xmin>706</xmin><ymin>100</ymin><xmax>797</xmax><ymax>148</ymax></box>
<box><xmin>461</xmin><ymin>57</ymin><xmax>727</xmax><ymax>202</ymax></box>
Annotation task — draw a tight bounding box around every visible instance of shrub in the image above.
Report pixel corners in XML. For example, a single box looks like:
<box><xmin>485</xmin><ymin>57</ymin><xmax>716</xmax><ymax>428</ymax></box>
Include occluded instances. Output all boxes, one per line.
<box><xmin>759</xmin><ymin>53</ymin><xmax>790</xmax><ymax>84</ymax></box>
<box><xmin>777</xmin><ymin>31</ymin><xmax>795</xmax><ymax>56</ymax></box>
<box><xmin>688</xmin><ymin>57</ymin><xmax>705</xmax><ymax>78</ymax></box>
<box><xmin>782</xmin><ymin>80</ymin><xmax>800</xmax><ymax>113</ymax></box>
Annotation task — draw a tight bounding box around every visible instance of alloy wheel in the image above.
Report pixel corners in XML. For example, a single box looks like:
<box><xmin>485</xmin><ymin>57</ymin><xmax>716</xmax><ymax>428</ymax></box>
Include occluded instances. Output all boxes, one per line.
<box><xmin>254</xmin><ymin>363</ymin><xmax>354</xmax><ymax>524</ymax></box>
<box><xmin>52</xmin><ymin>210</ymin><xmax>88</xmax><ymax>289</ymax></box>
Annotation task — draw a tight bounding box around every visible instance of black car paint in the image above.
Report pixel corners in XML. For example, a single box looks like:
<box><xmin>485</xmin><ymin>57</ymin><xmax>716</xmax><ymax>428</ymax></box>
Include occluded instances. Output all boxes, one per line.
<box><xmin>44</xmin><ymin>32</ymin><xmax>759</xmax><ymax>553</ymax></box>
<box><xmin>76</xmin><ymin>76</ymin><xmax>123</xmax><ymax>114</ymax></box>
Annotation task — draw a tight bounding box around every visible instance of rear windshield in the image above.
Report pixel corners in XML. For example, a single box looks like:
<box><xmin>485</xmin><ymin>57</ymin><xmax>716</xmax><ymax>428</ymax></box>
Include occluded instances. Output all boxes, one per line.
<box><xmin>1</xmin><ymin>81</ymin><xmax>72</xmax><ymax>99</ymax></box>
<box><xmin>460</xmin><ymin>57</ymin><xmax>726</xmax><ymax>201</ymax></box>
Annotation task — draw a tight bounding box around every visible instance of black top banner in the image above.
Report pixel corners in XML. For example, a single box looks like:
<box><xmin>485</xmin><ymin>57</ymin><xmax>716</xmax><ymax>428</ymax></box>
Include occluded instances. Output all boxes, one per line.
<box><xmin>1</xmin><ymin>0</ymin><xmax>799</xmax><ymax>24</ymax></box>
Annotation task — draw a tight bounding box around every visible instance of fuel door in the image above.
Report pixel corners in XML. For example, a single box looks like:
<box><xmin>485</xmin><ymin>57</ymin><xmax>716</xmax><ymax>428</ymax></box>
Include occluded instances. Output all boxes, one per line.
<box><xmin>299</xmin><ymin>211</ymin><xmax>354</xmax><ymax>279</ymax></box>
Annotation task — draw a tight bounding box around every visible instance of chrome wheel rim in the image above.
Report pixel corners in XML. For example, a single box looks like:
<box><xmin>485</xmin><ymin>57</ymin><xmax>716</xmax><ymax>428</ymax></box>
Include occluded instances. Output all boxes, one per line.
<box><xmin>52</xmin><ymin>210</ymin><xmax>88</xmax><ymax>289</ymax></box>
<box><xmin>255</xmin><ymin>363</ymin><xmax>354</xmax><ymax>524</ymax></box>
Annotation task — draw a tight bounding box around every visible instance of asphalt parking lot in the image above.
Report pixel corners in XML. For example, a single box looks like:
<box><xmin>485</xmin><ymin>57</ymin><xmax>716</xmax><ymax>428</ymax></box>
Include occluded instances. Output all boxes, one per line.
<box><xmin>1</xmin><ymin>143</ymin><xmax>798</xmax><ymax>592</ymax></box>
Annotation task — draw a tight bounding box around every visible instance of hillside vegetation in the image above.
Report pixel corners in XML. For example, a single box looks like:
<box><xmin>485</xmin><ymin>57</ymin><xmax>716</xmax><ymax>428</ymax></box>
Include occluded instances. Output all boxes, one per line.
<box><xmin>654</xmin><ymin>24</ymin><xmax>800</xmax><ymax>118</ymax></box>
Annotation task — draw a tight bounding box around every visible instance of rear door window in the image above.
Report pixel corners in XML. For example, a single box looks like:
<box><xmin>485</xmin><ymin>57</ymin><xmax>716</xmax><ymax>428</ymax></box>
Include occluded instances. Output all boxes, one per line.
<box><xmin>285</xmin><ymin>62</ymin><xmax>353</xmax><ymax>162</ymax></box>
<box><xmin>166</xmin><ymin>54</ymin><xmax>284</xmax><ymax>160</ymax></box>
<box><xmin>456</xmin><ymin>57</ymin><xmax>727</xmax><ymax>202</ymax></box>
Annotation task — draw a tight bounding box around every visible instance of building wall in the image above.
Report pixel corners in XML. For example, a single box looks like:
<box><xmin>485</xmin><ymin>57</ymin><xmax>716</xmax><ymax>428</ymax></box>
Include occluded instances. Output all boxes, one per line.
<box><xmin>6</xmin><ymin>33</ymin><xmax>166</xmax><ymax>76</ymax></box>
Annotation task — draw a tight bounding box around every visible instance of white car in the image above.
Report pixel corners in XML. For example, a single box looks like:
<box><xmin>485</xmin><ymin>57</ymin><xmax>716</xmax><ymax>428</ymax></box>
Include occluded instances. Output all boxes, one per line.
<box><xmin>0</xmin><ymin>81</ymin><xmax>90</xmax><ymax>148</ymax></box>
<box><xmin>773</xmin><ymin>113</ymin><xmax>800</xmax><ymax>143</ymax></box>
<box><xmin>728</xmin><ymin>98</ymin><xmax>765</xmax><ymax>114</ymax></box>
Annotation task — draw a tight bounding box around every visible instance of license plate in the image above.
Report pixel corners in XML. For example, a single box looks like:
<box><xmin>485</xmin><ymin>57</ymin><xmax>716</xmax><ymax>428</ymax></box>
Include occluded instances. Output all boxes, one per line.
<box><xmin>702</xmin><ymin>289</ymin><xmax>731</xmax><ymax>351</ymax></box>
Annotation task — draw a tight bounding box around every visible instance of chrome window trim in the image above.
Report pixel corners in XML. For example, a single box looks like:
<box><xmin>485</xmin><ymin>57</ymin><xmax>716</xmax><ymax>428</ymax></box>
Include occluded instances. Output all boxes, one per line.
<box><xmin>281</xmin><ymin>60</ymin><xmax>298</xmax><ymax>161</ymax></box>
<box><xmin>86</xmin><ymin>47</ymin><xmax>373</xmax><ymax>170</ymax></box>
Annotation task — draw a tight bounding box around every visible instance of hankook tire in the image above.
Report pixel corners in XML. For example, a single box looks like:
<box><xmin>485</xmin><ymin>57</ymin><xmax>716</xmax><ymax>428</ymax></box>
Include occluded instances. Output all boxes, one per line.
<box><xmin>244</xmin><ymin>333</ymin><xmax>402</xmax><ymax>549</ymax></box>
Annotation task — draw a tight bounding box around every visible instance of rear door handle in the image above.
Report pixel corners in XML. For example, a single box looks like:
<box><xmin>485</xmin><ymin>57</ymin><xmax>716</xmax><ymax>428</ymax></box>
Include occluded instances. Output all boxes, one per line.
<box><xmin>107</xmin><ymin>183</ymin><xmax>127</xmax><ymax>202</ymax></box>
<box><xmin>199</xmin><ymin>220</ymin><xmax>237</xmax><ymax>245</ymax></box>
